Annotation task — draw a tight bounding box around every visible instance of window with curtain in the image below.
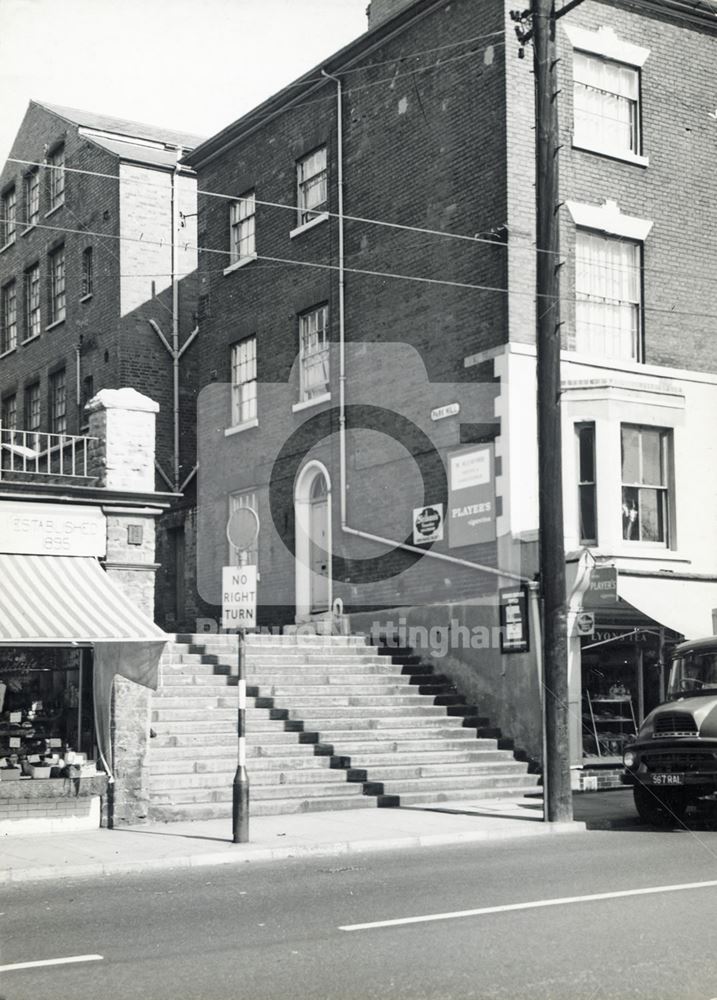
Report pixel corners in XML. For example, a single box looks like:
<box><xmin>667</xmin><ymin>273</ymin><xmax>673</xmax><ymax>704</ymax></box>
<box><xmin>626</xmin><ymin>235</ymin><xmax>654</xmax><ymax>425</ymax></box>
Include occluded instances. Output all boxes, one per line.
<box><xmin>575</xmin><ymin>230</ymin><xmax>641</xmax><ymax>360</ymax></box>
<box><xmin>573</xmin><ymin>51</ymin><xmax>641</xmax><ymax>155</ymax></box>
<box><xmin>621</xmin><ymin>425</ymin><xmax>670</xmax><ymax>543</ymax></box>
<box><xmin>231</xmin><ymin>336</ymin><xmax>257</xmax><ymax>426</ymax></box>
<box><xmin>299</xmin><ymin>304</ymin><xmax>330</xmax><ymax>401</ymax></box>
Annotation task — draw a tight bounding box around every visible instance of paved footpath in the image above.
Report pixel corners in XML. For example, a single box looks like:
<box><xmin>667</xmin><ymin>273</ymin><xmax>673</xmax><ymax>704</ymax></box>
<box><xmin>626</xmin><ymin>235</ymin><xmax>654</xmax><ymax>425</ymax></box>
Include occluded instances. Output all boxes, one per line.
<box><xmin>0</xmin><ymin>790</ymin><xmax>643</xmax><ymax>885</ymax></box>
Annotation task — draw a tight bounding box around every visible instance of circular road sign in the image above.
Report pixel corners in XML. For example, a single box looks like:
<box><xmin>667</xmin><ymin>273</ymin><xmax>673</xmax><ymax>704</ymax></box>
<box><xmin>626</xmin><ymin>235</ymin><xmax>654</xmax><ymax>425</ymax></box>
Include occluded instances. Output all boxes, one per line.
<box><xmin>226</xmin><ymin>507</ymin><xmax>260</xmax><ymax>551</ymax></box>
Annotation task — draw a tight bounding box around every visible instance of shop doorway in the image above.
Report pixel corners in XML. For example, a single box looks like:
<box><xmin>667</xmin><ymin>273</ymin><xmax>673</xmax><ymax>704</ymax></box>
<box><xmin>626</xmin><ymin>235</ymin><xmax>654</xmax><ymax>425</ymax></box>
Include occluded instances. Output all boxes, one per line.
<box><xmin>294</xmin><ymin>461</ymin><xmax>332</xmax><ymax>619</ymax></box>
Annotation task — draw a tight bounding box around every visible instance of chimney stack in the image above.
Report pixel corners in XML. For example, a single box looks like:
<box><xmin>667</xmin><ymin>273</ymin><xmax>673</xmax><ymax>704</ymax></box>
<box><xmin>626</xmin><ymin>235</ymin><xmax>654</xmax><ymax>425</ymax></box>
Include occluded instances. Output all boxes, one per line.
<box><xmin>367</xmin><ymin>0</ymin><xmax>416</xmax><ymax>29</ymax></box>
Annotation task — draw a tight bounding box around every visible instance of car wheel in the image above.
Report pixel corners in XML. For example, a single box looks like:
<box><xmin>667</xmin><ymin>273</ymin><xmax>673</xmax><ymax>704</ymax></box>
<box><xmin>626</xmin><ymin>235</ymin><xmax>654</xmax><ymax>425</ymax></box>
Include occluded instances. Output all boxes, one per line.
<box><xmin>633</xmin><ymin>784</ymin><xmax>688</xmax><ymax>827</ymax></box>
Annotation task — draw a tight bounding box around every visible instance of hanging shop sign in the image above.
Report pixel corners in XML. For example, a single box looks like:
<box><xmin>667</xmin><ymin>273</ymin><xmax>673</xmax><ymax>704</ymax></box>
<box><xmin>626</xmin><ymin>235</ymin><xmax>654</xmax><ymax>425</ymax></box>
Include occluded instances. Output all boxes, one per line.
<box><xmin>585</xmin><ymin>565</ymin><xmax>619</xmax><ymax>606</ymax></box>
<box><xmin>448</xmin><ymin>443</ymin><xmax>496</xmax><ymax>548</ymax></box>
<box><xmin>222</xmin><ymin>565</ymin><xmax>257</xmax><ymax>629</ymax></box>
<box><xmin>412</xmin><ymin>504</ymin><xmax>444</xmax><ymax>545</ymax></box>
<box><xmin>499</xmin><ymin>586</ymin><xmax>529</xmax><ymax>653</ymax></box>
<box><xmin>0</xmin><ymin>501</ymin><xmax>106</xmax><ymax>557</ymax></box>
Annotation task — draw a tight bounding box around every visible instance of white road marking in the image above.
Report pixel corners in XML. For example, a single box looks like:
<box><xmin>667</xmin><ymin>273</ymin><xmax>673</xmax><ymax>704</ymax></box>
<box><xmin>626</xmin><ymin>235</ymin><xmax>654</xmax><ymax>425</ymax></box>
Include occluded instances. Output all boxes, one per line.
<box><xmin>340</xmin><ymin>878</ymin><xmax>717</xmax><ymax>931</ymax></box>
<box><xmin>0</xmin><ymin>954</ymin><xmax>104</xmax><ymax>973</ymax></box>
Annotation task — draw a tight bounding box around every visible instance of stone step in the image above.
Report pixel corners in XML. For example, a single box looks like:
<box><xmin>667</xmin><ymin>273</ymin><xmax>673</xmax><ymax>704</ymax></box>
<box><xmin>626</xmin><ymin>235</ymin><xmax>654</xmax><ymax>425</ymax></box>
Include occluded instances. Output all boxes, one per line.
<box><xmin>152</xmin><ymin>695</ymin><xmax>237</xmax><ymax>711</ymax></box>
<box><xmin>245</xmin><ymin>652</ymin><xmax>385</xmax><ymax>663</ymax></box>
<box><xmin>150</xmin><ymin>719</ymin><xmax>238</xmax><ymax>734</ymax></box>
<box><xmin>380</xmin><ymin>785</ymin><xmax>540</xmax><ymax>807</ymax></box>
<box><xmin>149</xmin><ymin>766</ymin><xmax>349</xmax><ymax>790</ymax></box>
<box><xmin>322</xmin><ymin>736</ymin><xmax>501</xmax><ymax>754</ymax></box>
<box><xmin>263</xmin><ymin>694</ymin><xmax>432</xmax><ymax>709</ymax></box>
<box><xmin>349</xmin><ymin>761</ymin><xmax>530</xmax><ymax>781</ymax></box>
<box><xmin>246</xmin><ymin>663</ymin><xmax>399</xmax><ymax>677</ymax></box>
<box><xmin>162</xmin><ymin>662</ymin><xmax>232</xmax><ymax>675</ymax></box>
<box><xmin>158</xmin><ymin>677</ymin><xmax>238</xmax><ymax>691</ymax></box>
<box><xmin>255</xmin><ymin>679</ymin><xmax>409</xmax><ymax>694</ymax></box>
<box><xmin>304</xmin><ymin>722</ymin><xmax>477</xmax><ymax>739</ymax></box>
<box><xmin>245</xmin><ymin>635</ymin><xmax>368</xmax><ymax>646</ymax></box>
<box><xmin>150</xmin><ymin>752</ymin><xmax>328</xmax><ymax>775</ymax></box>
<box><xmin>285</xmin><ymin>704</ymin><xmax>446</xmax><ymax>719</ymax></box>
<box><xmin>340</xmin><ymin>748</ymin><xmax>512</xmax><ymax>766</ymax></box>
<box><xmin>148</xmin><ymin>794</ymin><xmax>376</xmax><ymax>822</ymax></box>
<box><xmin>149</xmin><ymin>782</ymin><xmax>365</xmax><ymax>806</ymax></box>
<box><xmin>370</xmin><ymin>773</ymin><xmax>540</xmax><ymax>795</ymax></box>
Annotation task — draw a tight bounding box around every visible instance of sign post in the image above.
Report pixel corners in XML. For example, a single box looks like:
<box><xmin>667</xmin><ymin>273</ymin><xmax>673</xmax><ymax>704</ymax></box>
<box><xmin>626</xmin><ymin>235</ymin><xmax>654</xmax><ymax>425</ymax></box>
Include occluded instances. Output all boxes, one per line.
<box><xmin>224</xmin><ymin>506</ymin><xmax>260</xmax><ymax>845</ymax></box>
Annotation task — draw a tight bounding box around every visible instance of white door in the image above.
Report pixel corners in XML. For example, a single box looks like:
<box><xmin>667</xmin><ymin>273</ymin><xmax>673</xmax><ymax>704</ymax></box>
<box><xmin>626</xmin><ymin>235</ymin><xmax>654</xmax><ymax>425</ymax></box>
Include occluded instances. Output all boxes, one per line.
<box><xmin>309</xmin><ymin>474</ymin><xmax>329</xmax><ymax>611</ymax></box>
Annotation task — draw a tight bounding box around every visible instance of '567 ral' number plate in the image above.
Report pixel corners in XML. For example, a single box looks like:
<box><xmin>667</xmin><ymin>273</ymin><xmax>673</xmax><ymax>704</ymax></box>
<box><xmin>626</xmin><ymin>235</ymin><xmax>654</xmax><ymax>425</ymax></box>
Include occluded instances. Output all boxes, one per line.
<box><xmin>651</xmin><ymin>773</ymin><xmax>684</xmax><ymax>785</ymax></box>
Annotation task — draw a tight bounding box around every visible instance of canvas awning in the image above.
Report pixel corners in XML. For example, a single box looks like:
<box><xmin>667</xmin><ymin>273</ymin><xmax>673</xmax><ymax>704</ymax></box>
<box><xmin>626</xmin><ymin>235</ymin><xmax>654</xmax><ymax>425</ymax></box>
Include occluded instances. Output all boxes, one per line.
<box><xmin>618</xmin><ymin>575</ymin><xmax>717</xmax><ymax>641</ymax></box>
<box><xmin>0</xmin><ymin>553</ymin><xmax>167</xmax><ymax>780</ymax></box>
<box><xmin>0</xmin><ymin>553</ymin><xmax>165</xmax><ymax>644</ymax></box>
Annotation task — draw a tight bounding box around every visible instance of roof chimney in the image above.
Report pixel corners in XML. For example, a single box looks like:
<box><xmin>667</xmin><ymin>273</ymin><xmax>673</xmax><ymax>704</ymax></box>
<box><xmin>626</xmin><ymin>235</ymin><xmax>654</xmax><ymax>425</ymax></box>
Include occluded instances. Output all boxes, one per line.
<box><xmin>367</xmin><ymin>0</ymin><xmax>416</xmax><ymax>28</ymax></box>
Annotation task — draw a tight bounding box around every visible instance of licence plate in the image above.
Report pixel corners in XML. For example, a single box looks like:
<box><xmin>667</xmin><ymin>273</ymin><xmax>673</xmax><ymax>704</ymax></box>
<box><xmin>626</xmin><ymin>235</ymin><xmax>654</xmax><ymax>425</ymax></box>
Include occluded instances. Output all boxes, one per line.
<box><xmin>651</xmin><ymin>773</ymin><xmax>684</xmax><ymax>786</ymax></box>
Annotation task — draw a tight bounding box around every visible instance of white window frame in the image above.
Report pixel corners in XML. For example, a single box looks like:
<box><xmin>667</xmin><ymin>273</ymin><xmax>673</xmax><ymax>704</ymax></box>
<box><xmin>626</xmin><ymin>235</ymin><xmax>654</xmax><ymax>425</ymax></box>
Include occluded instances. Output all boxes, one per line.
<box><xmin>298</xmin><ymin>304</ymin><xmax>330</xmax><ymax>402</ymax></box>
<box><xmin>1</xmin><ymin>394</ymin><xmax>17</xmax><ymax>432</ymax></box>
<box><xmin>1</xmin><ymin>280</ymin><xmax>17</xmax><ymax>355</ymax></box>
<box><xmin>229</xmin><ymin>336</ymin><xmax>257</xmax><ymax>429</ymax></box>
<box><xmin>49</xmin><ymin>369</ymin><xmax>67</xmax><ymax>434</ymax></box>
<box><xmin>574</xmin><ymin>228</ymin><xmax>642</xmax><ymax>362</ymax></box>
<box><xmin>1</xmin><ymin>185</ymin><xmax>17</xmax><ymax>248</ymax></box>
<box><xmin>564</xmin><ymin>24</ymin><xmax>649</xmax><ymax>166</ymax></box>
<box><xmin>228</xmin><ymin>490</ymin><xmax>259</xmax><ymax>567</ymax></box>
<box><xmin>26</xmin><ymin>382</ymin><xmax>41</xmax><ymax>433</ymax></box>
<box><xmin>576</xmin><ymin>422</ymin><xmax>597</xmax><ymax>545</ymax></box>
<box><xmin>621</xmin><ymin>424</ymin><xmax>671</xmax><ymax>545</ymax></box>
<box><xmin>24</xmin><ymin>263</ymin><xmax>41</xmax><ymax>340</ymax></box>
<box><xmin>296</xmin><ymin>147</ymin><xmax>328</xmax><ymax>229</ymax></box>
<box><xmin>48</xmin><ymin>145</ymin><xmax>65</xmax><ymax>211</ymax></box>
<box><xmin>49</xmin><ymin>246</ymin><xmax>66</xmax><ymax>325</ymax></box>
<box><xmin>24</xmin><ymin>168</ymin><xmax>39</xmax><ymax>228</ymax></box>
<box><xmin>81</xmin><ymin>246</ymin><xmax>94</xmax><ymax>298</ymax></box>
<box><xmin>227</xmin><ymin>190</ymin><xmax>256</xmax><ymax>270</ymax></box>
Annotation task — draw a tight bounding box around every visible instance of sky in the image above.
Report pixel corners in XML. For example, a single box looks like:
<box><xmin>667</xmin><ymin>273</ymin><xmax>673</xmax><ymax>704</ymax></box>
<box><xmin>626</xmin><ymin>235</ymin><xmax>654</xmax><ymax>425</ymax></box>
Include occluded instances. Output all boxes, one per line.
<box><xmin>0</xmin><ymin>0</ymin><xmax>369</xmax><ymax>163</ymax></box>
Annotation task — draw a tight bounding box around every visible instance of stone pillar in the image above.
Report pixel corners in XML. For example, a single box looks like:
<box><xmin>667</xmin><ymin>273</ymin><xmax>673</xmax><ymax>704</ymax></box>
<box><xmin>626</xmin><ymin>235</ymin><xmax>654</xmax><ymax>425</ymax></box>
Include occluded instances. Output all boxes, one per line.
<box><xmin>87</xmin><ymin>388</ymin><xmax>163</xmax><ymax>826</ymax></box>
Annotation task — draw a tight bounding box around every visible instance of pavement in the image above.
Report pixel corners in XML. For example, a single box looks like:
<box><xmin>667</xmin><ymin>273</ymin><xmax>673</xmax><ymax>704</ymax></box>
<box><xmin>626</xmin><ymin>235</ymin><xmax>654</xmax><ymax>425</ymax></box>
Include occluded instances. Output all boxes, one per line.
<box><xmin>0</xmin><ymin>789</ymin><xmax>646</xmax><ymax>885</ymax></box>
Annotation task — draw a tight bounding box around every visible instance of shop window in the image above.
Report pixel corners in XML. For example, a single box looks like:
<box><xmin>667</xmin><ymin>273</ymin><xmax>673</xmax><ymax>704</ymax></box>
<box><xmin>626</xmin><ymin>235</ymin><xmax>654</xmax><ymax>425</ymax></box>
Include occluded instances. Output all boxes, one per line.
<box><xmin>621</xmin><ymin>424</ymin><xmax>670</xmax><ymax>543</ymax></box>
<box><xmin>577</xmin><ymin>422</ymin><xmax>597</xmax><ymax>544</ymax></box>
<box><xmin>575</xmin><ymin>230</ymin><xmax>642</xmax><ymax>360</ymax></box>
<box><xmin>299</xmin><ymin>304</ymin><xmax>329</xmax><ymax>401</ymax></box>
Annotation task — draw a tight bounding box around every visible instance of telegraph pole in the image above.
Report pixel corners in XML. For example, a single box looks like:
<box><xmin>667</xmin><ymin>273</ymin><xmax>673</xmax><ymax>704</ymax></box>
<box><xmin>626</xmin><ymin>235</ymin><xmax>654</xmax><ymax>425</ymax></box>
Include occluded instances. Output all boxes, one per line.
<box><xmin>533</xmin><ymin>0</ymin><xmax>573</xmax><ymax>822</ymax></box>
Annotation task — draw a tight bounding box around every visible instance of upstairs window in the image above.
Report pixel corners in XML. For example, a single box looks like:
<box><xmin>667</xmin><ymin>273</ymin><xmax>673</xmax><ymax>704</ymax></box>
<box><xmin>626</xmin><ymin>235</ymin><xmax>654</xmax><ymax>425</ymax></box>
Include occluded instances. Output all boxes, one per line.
<box><xmin>25</xmin><ymin>382</ymin><xmax>41</xmax><ymax>433</ymax></box>
<box><xmin>577</xmin><ymin>423</ymin><xmax>597</xmax><ymax>545</ymax></box>
<box><xmin>1</xmin><ymin>280</ymin><xmax>17</xmax><ymax>355</ymax></box>
<box><xmin>81</xmin><ymin>246</ymin><xmax>94</xmax><ymax>298</ymax></box>
<box><xmin>574</xmin><ymin>52</ymin><xmax>640</xmax><ymax>157</ymax></box>
<box><xmin>49</xmin><ymin>246</ymin><xmax>66</xmax><ymax>324</ymax></box>
<box><xmin>296</xmin><ymin>147</ymin><xmax>327</xmax><ymax>227</ymax></box>
<box><xmin>1</xmin><ymin>394</ymin><xmax>17</xmax><ymax>432</ymax></box>
<box><xmin>229</xmin><ymin>191</ymin><xmax>256</xmax><ymax>264</ymax></box>
<box><xmin>575</xmin><ymin>230</ymin><xmax>641</xmax><ymax>360</ymax></box>
<box><xmin>49</xmin><ymin>369</ymin><xmax>67</xmax><ymax>434</ymax></box>
<box><xmin>48</xmin><ymin>144</ymin><xmax>65</xmax><ymax>210</ymax></box>
<box><xmin>299</xmin><ymin>304</ymin><xmax>330</xmax><ymax>401</ymax></box>
<box><xmin>621</xmin><ymin>425</ymin><xmax>670</xmax><ymax>544</ymax></box>
<box><xmin>1</xmin><ymin>185</ymin><xmax>17</xmax><ymax>247</ymax></box>
<box><xmin>24</xmin><ymin>263</ymin><xmax>41</xmax><ymax>340</ymax></box>
<box><xmin>24</xmin><ymin>168</ymin><xmax>39</xmax><ymax>227</ymax></box>
<box><xmin>230</xmin><ymin>336</ymin><xmax>257</xmax><ymax>426</ymax></box>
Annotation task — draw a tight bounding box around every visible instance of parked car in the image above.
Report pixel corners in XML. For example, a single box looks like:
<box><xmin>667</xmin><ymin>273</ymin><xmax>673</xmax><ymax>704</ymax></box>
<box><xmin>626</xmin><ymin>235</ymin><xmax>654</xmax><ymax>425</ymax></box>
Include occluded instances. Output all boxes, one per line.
<box><xmin>622</xmin><ymin>636</ymin><xmax>717</xmax><ymax>825</ymax></box>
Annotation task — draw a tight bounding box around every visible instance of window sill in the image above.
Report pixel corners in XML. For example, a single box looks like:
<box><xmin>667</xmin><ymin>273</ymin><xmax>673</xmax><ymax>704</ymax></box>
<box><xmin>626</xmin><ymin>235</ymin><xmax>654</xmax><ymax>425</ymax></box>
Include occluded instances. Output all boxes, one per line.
<box><xmin>0</xmin><ymin>239</ymin><xmax>15</xmax><ymax>255</ymax></box>
<box><xmin>572</xmin><ymin>141</ymin><xmax>649</xmax><ymax>169</ymax></box>
<box><xmin>45</xmin><ymin>318</ymin><xmax>65</xmax><ymax>332</ymax></box>
<box><xmin>289</xmin><ymin>212</ymin><xmax>329</xmax><ymax>239</ymax></box>
<box><xmin>223</xmin><ymin>255</ymin><xmax>257</xmax><ymax>276</ymax></box>
<box><xmin>80</xmin><ymin>293</ymin><xmax>93</xmax><ymax>303</ymax></box>
<box><xmin>0</xmin><ymin>346</ymin><xmax>17</xmax><ymax>359</ymax></box>
<box><xmin>224</xmin><ymin>417</ymin><xmax>259</xmax><ymax>437</ymax></box>
<box><xmin>21</xmin><ymin>334</ymin><xmax>41</xmax><ymax>345</ymax></box>
<box><xmin>292</xmin><ymin>391</ymin><xmax>331</xmax><ymax>413</ymax></box>
<box><xmin>45</xmin><ymin>202</ymin><xmax>64</xmax><ymax>219</ymax></box>
<box><xmin>21</xmin><ymin>224</ymin><xmax>37</xmax><ymax>237</ymax></box>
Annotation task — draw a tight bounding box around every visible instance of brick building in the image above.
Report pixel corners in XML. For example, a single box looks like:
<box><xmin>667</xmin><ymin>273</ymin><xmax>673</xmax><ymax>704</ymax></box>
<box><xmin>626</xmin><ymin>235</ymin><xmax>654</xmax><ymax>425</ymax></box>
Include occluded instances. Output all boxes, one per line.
<box><xmin>0</xmin><ymin>102</ymin><xmax>203</xmax><ymax>629</ymax></box>
<box><xmin>184</xmin><ymin>0</ymin><xmax>717</xmax><ymax>775</ymax></box>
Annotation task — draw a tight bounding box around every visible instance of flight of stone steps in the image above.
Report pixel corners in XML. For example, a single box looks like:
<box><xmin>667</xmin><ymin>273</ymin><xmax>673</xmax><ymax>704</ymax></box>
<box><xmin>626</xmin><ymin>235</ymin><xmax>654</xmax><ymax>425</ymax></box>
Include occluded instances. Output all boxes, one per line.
<box><xmin>147</xmin><ymin>632</ymin><xmax>539</xmax><ymax>823</ymax></box>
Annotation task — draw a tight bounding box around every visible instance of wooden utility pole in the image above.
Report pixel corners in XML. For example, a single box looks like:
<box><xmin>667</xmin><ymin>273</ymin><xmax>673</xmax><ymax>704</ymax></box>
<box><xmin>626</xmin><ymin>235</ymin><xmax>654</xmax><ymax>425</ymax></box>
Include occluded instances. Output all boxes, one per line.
<box><xmin>533</xmin><ymin>0</ymin><xmax>573</xmax><ymax>822</ymax></box>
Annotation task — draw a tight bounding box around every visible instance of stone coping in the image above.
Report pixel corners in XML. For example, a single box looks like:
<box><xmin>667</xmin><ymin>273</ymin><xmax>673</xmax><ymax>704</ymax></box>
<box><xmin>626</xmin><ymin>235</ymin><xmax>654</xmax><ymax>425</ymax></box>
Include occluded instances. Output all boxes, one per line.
<box><xmin>0</xmin><ymin>774</ymin><xmax>107</xmax><ymax>800</ymax></box>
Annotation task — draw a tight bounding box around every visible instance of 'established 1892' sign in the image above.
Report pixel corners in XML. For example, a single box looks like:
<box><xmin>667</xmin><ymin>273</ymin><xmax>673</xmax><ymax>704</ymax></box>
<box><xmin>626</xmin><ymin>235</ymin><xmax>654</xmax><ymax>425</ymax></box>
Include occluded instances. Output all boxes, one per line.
<box><xmin>0</xmin><ymin>501</ymin><xmax>106</xmax><ymax>557</ymax></box>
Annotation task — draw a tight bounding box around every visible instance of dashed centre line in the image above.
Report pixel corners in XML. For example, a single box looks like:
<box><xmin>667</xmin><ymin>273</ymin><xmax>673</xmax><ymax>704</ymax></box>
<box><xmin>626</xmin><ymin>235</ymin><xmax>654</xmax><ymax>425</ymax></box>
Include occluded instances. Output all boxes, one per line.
<box><xmin>0</xmin><ymin>954</ymin><xmax>104</xmax><ymax>973</ymax></box>
<box><xmin>339</xmin><ymin>878</ymin><xmax>717</xmax><ymax>931</ymax></box>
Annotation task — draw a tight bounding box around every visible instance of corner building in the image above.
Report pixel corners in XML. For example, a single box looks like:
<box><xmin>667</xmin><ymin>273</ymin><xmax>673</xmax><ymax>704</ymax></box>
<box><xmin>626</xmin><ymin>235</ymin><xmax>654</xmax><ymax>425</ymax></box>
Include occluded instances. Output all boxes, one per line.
<box><xmin>0</xmin><ymin>102</ymin><xmax>203</xmax><ymax>630</ymax></box>
<box><xmin>185</xmin><ymin>0</ymin><xmax>717</xmax><ymax>782</ymax></box>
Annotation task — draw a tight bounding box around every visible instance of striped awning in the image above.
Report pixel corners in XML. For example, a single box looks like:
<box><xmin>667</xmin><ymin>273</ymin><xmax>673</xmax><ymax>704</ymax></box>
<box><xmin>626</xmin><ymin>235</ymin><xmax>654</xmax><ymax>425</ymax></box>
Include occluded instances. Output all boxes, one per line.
<box><xmin>0</xmin><ymin>553</ymin><xmax>166</xmax><ymax>644</ymax></box>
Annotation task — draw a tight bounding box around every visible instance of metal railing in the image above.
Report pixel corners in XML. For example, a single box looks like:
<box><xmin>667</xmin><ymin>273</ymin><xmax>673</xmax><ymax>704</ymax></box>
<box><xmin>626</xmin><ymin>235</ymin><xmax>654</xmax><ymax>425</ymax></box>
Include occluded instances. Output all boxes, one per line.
<box><xmin>0</xmin><ymin>425</ymin><xmax>98</xmax><ymax>482</ymax></box>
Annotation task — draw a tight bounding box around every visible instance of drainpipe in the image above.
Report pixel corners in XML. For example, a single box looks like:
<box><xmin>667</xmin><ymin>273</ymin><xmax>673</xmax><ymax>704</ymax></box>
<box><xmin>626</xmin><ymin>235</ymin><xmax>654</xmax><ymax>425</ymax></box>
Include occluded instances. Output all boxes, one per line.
<box><xmin>171</xmin><ymin>150</ymin><xmax>182</xmax><ymax>491</ymax></box>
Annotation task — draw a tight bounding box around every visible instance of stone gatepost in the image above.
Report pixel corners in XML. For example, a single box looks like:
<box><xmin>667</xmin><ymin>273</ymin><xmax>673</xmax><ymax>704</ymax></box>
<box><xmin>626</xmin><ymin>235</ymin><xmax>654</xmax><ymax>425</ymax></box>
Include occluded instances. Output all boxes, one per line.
<box><xmin>87</xmin><ymin>388</ymin><xmax>163</xmax><ymax>825</ymax></box>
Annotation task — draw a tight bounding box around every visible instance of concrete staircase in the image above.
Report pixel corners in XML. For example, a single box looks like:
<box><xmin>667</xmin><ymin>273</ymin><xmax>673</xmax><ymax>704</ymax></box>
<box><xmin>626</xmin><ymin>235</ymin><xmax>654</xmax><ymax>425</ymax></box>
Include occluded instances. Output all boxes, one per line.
<box><xmin>147</xmin><ymin>632</ymin><xmax>538</xmax><ymax>823</ymax></box>
<box><xmin>147</xmin><ymin>635</ymin><xmax>370</xmax><ymax>822</ymax></box>
<box><xmin>244</xmin><ymin>633</ymin><xmax>540</xmax><ymax>808</ymax></box>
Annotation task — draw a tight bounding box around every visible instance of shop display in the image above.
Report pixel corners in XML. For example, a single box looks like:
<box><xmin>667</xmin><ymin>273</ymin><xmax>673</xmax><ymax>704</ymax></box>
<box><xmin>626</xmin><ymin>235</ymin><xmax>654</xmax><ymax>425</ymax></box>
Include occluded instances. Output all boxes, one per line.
<box><xmin>583</xmin><ymin>690</ymin><xmax>637</xmax><ymax>759</ymax></box>
<box><xmin>0</xmin><ymin>646</ymin><xmax>98</xmax><ymax>781</ymax></box>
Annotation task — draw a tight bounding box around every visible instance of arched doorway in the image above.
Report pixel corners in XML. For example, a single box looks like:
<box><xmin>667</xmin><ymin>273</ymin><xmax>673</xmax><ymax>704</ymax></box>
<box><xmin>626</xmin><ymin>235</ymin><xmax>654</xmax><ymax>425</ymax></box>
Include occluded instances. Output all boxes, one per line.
<box><xmin>294</xmin><ymin>462</ymin><xmax>332</xmax><ymax>619</ymax></box>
